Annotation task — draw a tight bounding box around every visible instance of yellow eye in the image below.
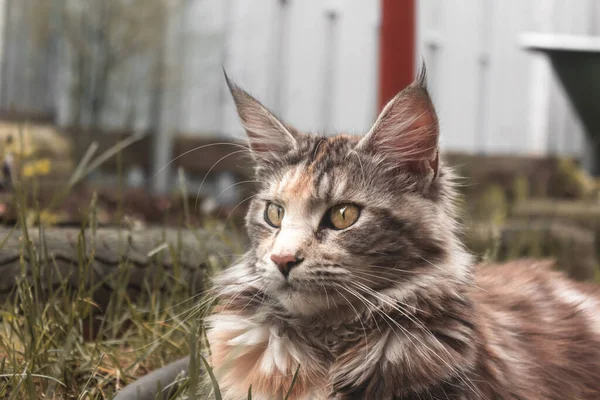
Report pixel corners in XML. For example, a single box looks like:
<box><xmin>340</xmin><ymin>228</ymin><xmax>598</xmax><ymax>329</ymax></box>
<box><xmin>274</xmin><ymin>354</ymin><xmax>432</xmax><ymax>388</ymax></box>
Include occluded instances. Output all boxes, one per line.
<box><xmin>265</xmin><ymin>203</ymin><xmax>284</xmax><ymax>227</ymax></box>
<box><xmin>328</xmin><ymin>204</ymin><xmax>360</xmax><ymax>230</ymax></box>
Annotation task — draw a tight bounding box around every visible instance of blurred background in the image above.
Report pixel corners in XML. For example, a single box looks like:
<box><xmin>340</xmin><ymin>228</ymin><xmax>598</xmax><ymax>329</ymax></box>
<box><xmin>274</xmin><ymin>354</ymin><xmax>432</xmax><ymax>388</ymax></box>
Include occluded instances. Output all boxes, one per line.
<box><xmin>0</xmin><ymin>0</ymin><xmax>599</xmax><ymax>280</ymax></box>
<box><xmin>2</xmin><ymin>2</ymin><xmax>600</xmax><ymax>396</ymax></box>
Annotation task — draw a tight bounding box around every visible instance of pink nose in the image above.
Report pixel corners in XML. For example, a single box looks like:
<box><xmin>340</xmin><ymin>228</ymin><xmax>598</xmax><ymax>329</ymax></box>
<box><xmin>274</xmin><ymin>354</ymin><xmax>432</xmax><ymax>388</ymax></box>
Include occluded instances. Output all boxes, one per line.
<box><xmin>270</xmin><ymin>253</ymin><xmax>303</xmax><ymax>277</ymax></box>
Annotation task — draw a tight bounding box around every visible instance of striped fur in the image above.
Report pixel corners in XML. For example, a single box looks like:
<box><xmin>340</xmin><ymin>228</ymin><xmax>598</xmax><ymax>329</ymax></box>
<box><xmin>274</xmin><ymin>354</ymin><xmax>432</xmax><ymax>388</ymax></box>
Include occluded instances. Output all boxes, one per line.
<box><xmin>204</xmin><ymin>69</ymin><xmax>600</xmax><ymax>399</ymax></box>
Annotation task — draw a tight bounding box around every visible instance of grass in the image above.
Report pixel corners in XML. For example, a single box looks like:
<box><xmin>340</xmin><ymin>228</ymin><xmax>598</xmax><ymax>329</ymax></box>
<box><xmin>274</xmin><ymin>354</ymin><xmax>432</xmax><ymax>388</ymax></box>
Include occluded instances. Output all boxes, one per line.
<box><xmin>0</xmin><ymin>205</ymin><xmax>231</xmax><ymax>399</ymax></box>
<box><xmin>1</xmin><ymin>125</ymin><xmax>598</xmax><ymax>398</ymax></box>
<box><xmin>0</xmin><ymin>131</ymin><xmax>244</xmax><ymax>399</ymax></box>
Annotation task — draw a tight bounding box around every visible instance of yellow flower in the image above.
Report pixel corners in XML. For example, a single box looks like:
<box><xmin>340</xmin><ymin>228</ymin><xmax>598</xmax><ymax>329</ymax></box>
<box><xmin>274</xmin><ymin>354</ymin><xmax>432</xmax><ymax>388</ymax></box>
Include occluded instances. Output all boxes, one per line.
<box><xmin>38</xmin><ymin>210</ymin><xmax>59</xmax><ymax>225</ymax></box>
<box><xmin>27</xmin><ymin>210</ymin><xmax>60</xmax><ymax>226</ymax></box>
<box><xmin>22</xmin><ymin>158</ymin><xmax>51</xmax><ymax>177</ymax></box>
<box><xmin>22</xmin><ymin>164</ymin><xmax>34</xmax><ymax>177</ymax></box>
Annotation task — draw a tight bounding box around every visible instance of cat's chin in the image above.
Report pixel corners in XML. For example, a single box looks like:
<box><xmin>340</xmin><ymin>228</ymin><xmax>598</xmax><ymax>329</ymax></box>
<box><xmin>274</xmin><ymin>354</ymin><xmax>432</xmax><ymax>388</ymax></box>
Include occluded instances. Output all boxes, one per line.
<box><xmin>258</xmin><ymin>271</ymin><xmax>352</xmax><ymax>317</ymax></box>
<box><xmin>279</xmin><ymin>295</ymin><xmax>330</xmax><ymax>316</ymax></box>
<box><xmin>271</xmin><ymin>285</ymin><xmax>337</xmax><ymax>317</ymax></box>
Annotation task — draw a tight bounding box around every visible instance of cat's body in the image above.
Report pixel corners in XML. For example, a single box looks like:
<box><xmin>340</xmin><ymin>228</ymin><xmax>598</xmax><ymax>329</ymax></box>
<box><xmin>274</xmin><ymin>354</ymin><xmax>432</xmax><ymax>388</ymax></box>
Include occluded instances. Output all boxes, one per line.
<box><xmin>209</xmin><ymin>259</ymin><xmax>600</xmax><ymax>399</ymax></box>
<box><xmin>204</xmin><ymin>70</ymin><xmax>600</xmax><ymax>400</ymax></box>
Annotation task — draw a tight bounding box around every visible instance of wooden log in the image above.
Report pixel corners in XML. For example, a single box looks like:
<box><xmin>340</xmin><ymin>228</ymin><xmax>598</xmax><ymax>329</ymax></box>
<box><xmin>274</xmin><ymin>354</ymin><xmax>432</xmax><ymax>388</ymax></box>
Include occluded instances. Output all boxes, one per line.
<box><xmin>0</xmin><ymin>227</ymin><xmax>233</xmax><ymax>308</ymax></box>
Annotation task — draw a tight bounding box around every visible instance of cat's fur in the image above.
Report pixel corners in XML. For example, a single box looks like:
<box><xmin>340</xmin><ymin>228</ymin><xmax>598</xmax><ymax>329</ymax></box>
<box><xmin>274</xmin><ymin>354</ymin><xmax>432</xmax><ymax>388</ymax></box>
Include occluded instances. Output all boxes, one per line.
<box><xmin>205</xmin><ymin>68</ymin><xmax>600</xmax><ymax>400</ymax></box>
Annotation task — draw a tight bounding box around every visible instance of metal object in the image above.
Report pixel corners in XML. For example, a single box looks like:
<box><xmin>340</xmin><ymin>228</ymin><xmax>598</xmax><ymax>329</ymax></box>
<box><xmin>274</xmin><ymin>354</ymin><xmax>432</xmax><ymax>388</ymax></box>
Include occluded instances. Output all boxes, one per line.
<box><xmin>113</xmin><ymin>356</ymin><xmax>190</xmax><ymax>400</ymax></box>
<box><xmin>521</xmin><ymin>33</ymin><xmax>600</xmax><ymax>174</ymax></box>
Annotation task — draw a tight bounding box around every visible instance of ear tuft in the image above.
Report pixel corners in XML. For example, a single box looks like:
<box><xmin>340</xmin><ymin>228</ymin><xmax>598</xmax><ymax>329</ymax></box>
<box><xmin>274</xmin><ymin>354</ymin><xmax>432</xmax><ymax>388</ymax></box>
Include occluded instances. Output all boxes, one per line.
<box><xmin>224</xmin><ymin>70</ymin><xmax>297</xmax><ymax>162</ymax></box>
<box><xmin>358</xmin><ymin>64</ymin><xmax>439</xmax><ymax>179</ymax></box>
<box><xmin>414</xmin><ymin>59</ymin><xmax>428</xmax><ymax>89</ymax></box>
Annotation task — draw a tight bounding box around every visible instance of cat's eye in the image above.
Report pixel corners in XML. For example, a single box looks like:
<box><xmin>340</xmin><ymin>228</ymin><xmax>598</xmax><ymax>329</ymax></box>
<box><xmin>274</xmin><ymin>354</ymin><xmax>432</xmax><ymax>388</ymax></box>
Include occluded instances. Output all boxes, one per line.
<box><xmin>265</xmin><ymin>202</ymin><xmax>284</xmax><ymax>227</ymax></box>
<box><xmin>328</xmin><ymin>204</ymin><xmax>360</xmax><ymax>230</ymax></box>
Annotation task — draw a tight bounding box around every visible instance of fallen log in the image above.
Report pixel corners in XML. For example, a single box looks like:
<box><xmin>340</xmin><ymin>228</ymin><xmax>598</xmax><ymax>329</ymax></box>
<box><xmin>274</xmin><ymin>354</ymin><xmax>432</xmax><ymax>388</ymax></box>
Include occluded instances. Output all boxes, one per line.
<box><xmin>0</xmin><ymin>227</ymin><xmax>235</xmax><ymax>307</ymax></box>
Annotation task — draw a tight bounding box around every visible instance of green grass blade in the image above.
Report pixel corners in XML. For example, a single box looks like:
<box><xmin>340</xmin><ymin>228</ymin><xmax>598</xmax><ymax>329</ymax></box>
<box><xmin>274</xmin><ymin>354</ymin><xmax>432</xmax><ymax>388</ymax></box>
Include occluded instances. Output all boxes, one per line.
<box><xmin>283</xmin><ymin>364</ymin><xmax>301</xmax><ymax>400</ymax></box>
<box><xmin>67</xmin><ymin>141</ymin><xmax>99</xmax><ymax>186</ymax></box>
<box><xmin>199</xmin><ymin>354</ymin><xmax>222</xmax><ymax>400</ymax></box>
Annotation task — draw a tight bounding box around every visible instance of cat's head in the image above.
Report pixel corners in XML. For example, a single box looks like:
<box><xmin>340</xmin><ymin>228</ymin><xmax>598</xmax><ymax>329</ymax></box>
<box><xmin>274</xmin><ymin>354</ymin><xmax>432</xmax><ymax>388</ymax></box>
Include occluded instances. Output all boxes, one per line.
<box><xmin>227</xmin><ymin>68</ymin><xmax>470</xmax><ymax>316</ymax></box>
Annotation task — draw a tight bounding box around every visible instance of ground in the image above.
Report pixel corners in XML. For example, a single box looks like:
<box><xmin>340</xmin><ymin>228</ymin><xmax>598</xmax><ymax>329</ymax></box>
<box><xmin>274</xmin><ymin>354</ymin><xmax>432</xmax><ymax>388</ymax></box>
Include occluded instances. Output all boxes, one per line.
<box><xmin>1</xmin><ymin>130</ymin><xmax>600</xmax><ymax>398</ymax></box>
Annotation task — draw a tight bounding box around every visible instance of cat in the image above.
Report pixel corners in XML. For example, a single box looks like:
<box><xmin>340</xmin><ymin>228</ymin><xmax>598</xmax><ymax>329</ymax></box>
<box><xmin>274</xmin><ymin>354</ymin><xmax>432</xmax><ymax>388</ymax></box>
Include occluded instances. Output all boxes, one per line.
<box><xmin>204</xmin><ymin>67</ymin><xmax>600</xmax><ymax>400</ymax></box>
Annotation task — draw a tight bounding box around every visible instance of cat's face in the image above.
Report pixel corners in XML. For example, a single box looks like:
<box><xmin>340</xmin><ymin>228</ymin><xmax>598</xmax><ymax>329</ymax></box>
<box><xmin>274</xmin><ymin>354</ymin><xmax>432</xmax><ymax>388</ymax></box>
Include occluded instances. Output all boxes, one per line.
<box><xmin>227</xmin><ymin>70</ymin><xmax>463</xmax><ymax>315</ymax></box>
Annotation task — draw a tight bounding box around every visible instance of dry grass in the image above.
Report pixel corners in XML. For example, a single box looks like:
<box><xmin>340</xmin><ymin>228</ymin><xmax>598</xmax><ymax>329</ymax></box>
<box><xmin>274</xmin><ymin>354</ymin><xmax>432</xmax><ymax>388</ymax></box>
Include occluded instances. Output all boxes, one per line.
<box><xmin>0</xmin><ymin>207</ymin><xmax>226</xmax><ymax>399</ymax></box>
<box><xmin>1</xmin><ymin>129</ymin><xmax>596</xmax><ymax>398</ymax></box>
<box><xmin>0</xmin><ymin>131</ymin><xmax>239</xmax><ymax>399</ymax></box>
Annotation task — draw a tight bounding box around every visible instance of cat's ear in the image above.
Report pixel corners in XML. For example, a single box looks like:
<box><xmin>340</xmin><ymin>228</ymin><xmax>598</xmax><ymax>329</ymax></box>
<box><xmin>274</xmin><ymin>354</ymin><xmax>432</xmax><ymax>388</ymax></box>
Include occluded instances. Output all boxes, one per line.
<box><xmin>357</xmin><ymin>65</ymin><xmax>439</xmax><ymax>179</ymax></box>
<box><xmin>225</xmin><ymin>71</ymin><xmax>297</xmax><ymax>161</ymax></box>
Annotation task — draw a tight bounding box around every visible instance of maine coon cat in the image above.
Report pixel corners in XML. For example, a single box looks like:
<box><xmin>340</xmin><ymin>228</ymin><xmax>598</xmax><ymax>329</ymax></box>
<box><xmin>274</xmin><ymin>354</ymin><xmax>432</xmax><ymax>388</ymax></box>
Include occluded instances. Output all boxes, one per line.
<box><xmin>205</xmin><ymin>68</ymin><xmax>600</xmax><ymax>400</ymax></box>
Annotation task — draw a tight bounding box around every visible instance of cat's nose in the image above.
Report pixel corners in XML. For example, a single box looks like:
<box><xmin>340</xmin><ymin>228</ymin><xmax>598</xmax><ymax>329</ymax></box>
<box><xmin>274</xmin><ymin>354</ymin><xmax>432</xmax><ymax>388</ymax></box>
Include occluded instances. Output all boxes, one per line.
<box><xmin>270</xmin><ymin>253</ymin><xmax>303</xmax><ymax>278</ymax></box>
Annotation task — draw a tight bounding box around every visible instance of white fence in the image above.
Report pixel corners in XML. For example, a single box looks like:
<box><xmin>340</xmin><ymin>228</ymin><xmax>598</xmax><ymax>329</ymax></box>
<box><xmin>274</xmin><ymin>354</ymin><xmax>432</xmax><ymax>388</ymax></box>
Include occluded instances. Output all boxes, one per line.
<box><xmin>0</xmin><ymin>0</ymin><xmax>598</xmax><ymax>180</ymax></box>
<box><xmin>417</xmin><ymin>0</ymin><xmax>600</xmax><ymax>156</ymax></box>
<box><xmin>151</xmin><ymin>0</ymin><xmax>382</xmax><ymax>191</ymax></box>
<box><xmin>158</xmin><ymin>0</ymin><xmax>600</xmax><ymax>165</ymax></box>
<box><xmin>157</xmin><ymin>0</ymin><xmax>381</xmax><ymax>140</ymax></box>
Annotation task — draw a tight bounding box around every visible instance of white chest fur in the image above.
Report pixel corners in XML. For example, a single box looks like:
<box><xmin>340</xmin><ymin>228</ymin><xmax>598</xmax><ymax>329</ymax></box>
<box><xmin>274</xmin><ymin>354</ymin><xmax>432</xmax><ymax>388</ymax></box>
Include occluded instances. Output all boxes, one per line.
<box><xmin>206</xmin><ymin>314</ymin><xmax>327</xmax><ymax>399</ymax></box>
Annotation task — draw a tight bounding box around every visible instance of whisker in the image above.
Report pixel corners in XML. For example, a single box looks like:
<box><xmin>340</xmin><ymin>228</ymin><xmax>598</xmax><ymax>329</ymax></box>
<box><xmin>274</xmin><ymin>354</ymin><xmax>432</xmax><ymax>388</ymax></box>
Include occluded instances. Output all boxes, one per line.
<box><xmin>194</xmin><ymin>149</ymin><xmax>250</xmax><ymax>212</ymax></box>
<box><xmin>346</xmin><ymin>263</ymin><xmax>419</xmax><ymax>274</ymax></box>
<box><xmin>417</xmin><ymin>255</ymin><xmax>487</xmax><ymax>293</ymax></box>
<box><xmin>214</xmin><ymin>279</ymin><xmax>262</xmax><ymax>314</ymax></box>
<box><xmin>318</xmin><ymin>281</ymin><xmax>331</xmax><ymax>311</ymax></box>
<box><xmin>343</xmin><ymin>285</ymin><xmax>450</xmax><ymax>377</ymax></box>
<box><xmin>351</xmin><ymin>149</ymin><xmax>366</xmax><ymax>183</ymax></box>
<box><xmin>216</xmin><ymin>179</ymin><xmax>260</xmax><ymax>199</ymax></box>
<box><xmin>153</xmin><ymin>291</ymin><xmax>213</xmax><ymax>323</ymax></box>
<box><xmin>145</xmin><ymin>142</ymin><xmax>250</xmax><ymax>183</ymax></box>
<box><xmin>344</xmin><ymin>268</ymin><xmax>410</xmax><ymax>284</ymax></box>
<box><xmin>333</xmin><ymin>287</ymin><xmax>370</xmax><ymax>363</ymax></box>
<box><xmin>237</xmin><ymin>282</ymin><xmax>269</xmax><ymax>314</ymax></box>
<box><xmin>345</xmin><ymin>274</ymin><xmax>425</xmax><ymax>314</ymax></box>
<box><xmin>224</xmin><ymin>194</ymin><xmax>259</xmax><ymax>225</ymax></box>
<box><xmin>348</xmin><ymin>282</ymin><xmax>482</xmax><ymax>398</ymax></box>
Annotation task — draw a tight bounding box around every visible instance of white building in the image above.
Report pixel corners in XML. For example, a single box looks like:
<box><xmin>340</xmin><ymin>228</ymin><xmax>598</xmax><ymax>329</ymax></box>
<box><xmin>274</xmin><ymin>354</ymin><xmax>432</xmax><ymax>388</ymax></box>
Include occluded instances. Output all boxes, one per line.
<box><xmin>0</xmin><ymin>0</ymin><xmax>597</xmax><ymax>192</ymax></box>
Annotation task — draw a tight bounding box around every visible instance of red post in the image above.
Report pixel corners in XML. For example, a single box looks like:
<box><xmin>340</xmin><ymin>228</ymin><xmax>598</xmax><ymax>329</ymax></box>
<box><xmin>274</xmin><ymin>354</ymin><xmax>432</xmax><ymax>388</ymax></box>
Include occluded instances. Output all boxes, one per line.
<box><xmin>378</xmin><ymin>0</ymin><xmax>416</xmax><ymax>110</ymax></box>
